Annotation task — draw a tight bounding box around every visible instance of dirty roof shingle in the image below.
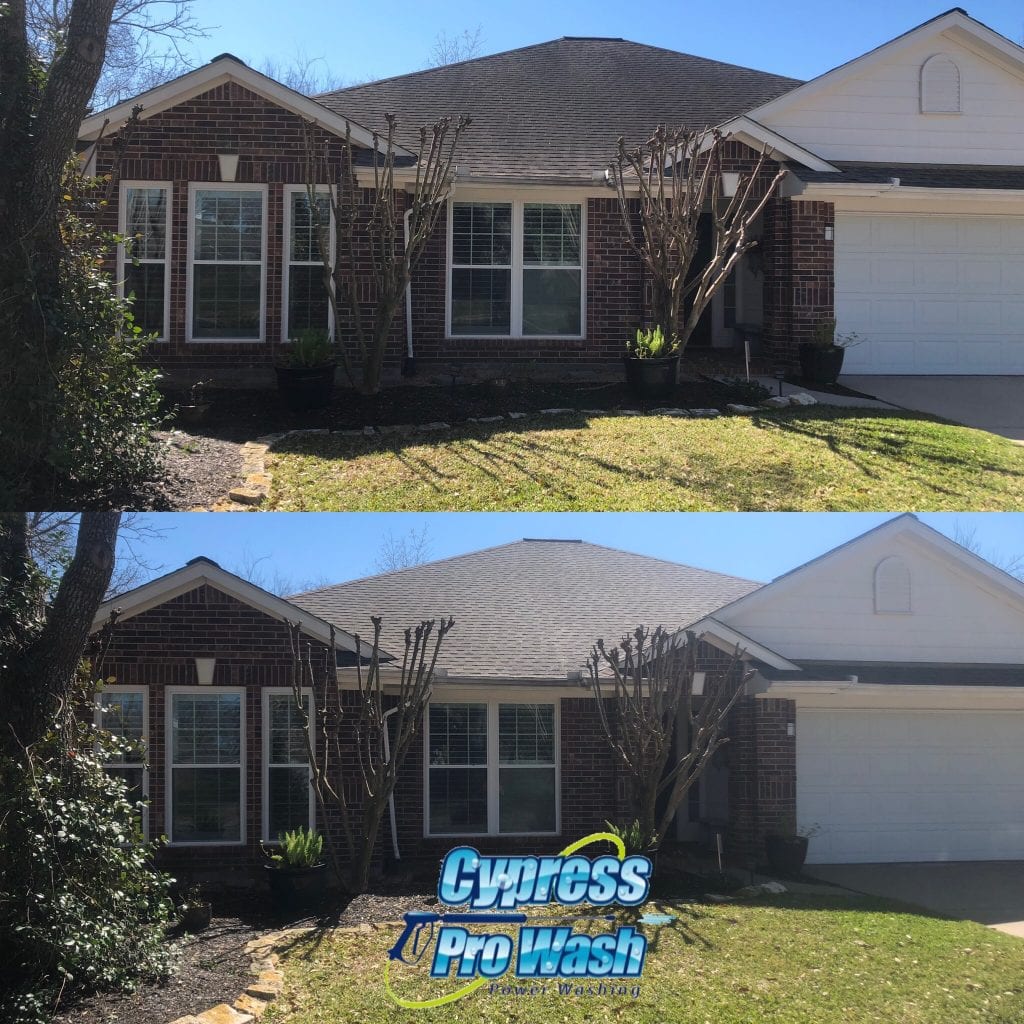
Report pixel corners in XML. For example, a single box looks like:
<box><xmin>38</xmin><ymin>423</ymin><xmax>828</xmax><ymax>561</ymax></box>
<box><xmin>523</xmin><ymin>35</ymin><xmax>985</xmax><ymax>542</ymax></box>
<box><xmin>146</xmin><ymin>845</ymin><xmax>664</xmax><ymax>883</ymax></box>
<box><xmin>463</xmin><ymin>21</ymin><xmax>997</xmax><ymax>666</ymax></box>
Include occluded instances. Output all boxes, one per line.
<box><xmin>316</xmin><ymin>38</ymin><xmax>802</xmax><ymax>182</ymax></box>
<box><xmin>289</xmin><ymin>539</ymin><xmax>762</xmax><ymax>681</ymax></box>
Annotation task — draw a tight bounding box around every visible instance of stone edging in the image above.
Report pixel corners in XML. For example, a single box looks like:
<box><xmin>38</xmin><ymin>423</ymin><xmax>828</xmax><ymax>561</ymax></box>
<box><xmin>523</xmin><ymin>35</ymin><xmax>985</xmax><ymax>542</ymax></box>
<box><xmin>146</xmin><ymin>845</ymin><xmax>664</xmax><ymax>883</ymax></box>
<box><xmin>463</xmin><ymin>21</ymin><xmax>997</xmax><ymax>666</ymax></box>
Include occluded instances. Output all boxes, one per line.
<box><xmin>211</xmin><ymin>394</ymin><xmax>819</xmax><ymax>509</ymax></box>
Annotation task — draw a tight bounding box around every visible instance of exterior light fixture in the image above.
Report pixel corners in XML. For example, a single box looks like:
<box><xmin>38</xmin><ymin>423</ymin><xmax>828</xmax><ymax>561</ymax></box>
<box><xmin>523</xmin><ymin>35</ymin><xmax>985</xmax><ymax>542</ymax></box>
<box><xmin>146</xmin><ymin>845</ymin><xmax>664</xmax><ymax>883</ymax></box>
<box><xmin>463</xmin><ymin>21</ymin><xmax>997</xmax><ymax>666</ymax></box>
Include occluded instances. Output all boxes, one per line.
<box><xmin>195</xmin><ymin>657</ymin><xmax>216</xmax><ymax>685</ymax></box>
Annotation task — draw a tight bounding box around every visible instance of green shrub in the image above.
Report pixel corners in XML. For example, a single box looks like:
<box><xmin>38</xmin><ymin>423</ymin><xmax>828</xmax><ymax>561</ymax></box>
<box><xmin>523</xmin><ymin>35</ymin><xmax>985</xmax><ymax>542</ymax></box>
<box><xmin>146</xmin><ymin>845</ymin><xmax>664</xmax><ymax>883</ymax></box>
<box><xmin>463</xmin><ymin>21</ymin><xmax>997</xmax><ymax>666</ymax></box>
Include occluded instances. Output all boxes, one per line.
<box><xmin>0</xmin><ymin>689</ymin><xmax>176</xmax><ymax>1023</ymax></box>
<box><xmin>267</xmin><ymin>826</ymin><xmax>325</xmax><ymax>868</ymax></box>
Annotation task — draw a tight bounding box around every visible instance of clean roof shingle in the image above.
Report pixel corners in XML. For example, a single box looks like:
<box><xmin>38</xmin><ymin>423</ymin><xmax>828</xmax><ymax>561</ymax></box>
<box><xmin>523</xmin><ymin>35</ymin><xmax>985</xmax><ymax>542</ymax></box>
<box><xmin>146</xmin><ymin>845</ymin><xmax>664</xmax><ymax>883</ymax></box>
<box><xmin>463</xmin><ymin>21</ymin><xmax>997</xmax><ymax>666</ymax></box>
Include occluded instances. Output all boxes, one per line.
<box><xmin>316</xmin><ymin>38</ymin><xmax>802</xmax><ymax>182</ymax></box>
<box><xmin>289</xmin><ymin>539</ymin><xmax>762</xmax><ymax>681</ymax></box>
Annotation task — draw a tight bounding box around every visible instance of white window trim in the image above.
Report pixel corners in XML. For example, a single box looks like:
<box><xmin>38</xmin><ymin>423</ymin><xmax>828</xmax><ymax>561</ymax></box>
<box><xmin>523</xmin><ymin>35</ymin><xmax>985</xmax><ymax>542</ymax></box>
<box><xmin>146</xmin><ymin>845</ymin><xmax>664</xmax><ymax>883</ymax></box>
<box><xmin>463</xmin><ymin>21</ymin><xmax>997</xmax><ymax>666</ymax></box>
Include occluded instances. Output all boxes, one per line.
<box><xmin>186</xmin><ymin>182</ymin><xmax>268</xmax><ymax>344</ymax></box>
<box><xmin>117</xmin><ymin>181</ymin><xmax>172</xmax><ymax>343</ymax></box>
<box><xmin>94</xmin><ymin>684</ymin><xmax>149</xmax><ymax>839</ymax></box>
<box><xmin>281</xmin><ymin>184</ymin><xmax>335</xmax><ymax>343</ymax></box>
<box><xmin>423</xmin><ymin>695</ymin><xmax>561</xmax><ymax>839</ymax></box>
<box><xmin>165</xmin><ymin>685</ymin><xmax>246</xmax><ymax>847</ymax></box>
<box><xmin>261</xmin><ymin>687</ymin><xmax>316</xmax><ymax>843</ymax></box>
<box><xmin>445</xmin><ymin>192</ymin><xmax>587</xmax><ymax>341</ymax></box>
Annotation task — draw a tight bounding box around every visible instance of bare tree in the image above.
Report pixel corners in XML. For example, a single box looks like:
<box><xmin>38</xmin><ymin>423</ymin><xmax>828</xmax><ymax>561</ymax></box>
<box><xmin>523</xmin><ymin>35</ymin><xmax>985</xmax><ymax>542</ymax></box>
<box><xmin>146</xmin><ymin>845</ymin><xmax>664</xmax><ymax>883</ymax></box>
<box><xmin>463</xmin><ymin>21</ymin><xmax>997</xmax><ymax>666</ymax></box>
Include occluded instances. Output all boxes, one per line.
<box><xmin>953</xmin><ymin>521</ymin><xmax>1024</xmax><ymax>581</ymax></box>
<box><xmin>286</xmin><ymin>615</ymin><xmax>454</xmax><ymax>892</ymax></box>
<box><xmin>428</xmin><ymin>26</ymin><xmax>483</xmax><ymax>67</ymax></box>
<box><xmin>302</xmin><ymin>112</ymin><xmax>470</xmax><ymax>394</ymax></box>
<box><xmin>258</xmin><ymin>50</ymin><xmax>353</xmax><ymax>95</ymax></box>
<box><xmin>230</xmin><ymin>548</ymin><xmax>331</xmax><ymax>597</ymax></box>
<box><xmin>608</xmin><ymin>126</ymin><xmax>785</xmax><ymax>357</ymax></box>
<box><xmin>374</xmin><ymin>524</ymin><xmax>433</xmax><ymax>574</ymax></box>
<box><xmin>586</xmin><ymin>627</ymin><xmax>752</xmax><ymax>845</ymax></box>
<box><xmin>26</xmin><ymin>0</ymin><xmax>208</xmax><ymax>109</ymax></box>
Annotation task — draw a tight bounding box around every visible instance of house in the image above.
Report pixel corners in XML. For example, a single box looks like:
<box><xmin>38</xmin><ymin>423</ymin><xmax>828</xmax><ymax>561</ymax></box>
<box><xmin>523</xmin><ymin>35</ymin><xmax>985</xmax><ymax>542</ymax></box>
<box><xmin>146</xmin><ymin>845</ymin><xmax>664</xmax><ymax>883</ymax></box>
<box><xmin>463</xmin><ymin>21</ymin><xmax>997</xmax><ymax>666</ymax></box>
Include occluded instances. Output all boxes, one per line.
<box><xmin>76</xmin><ymin>8</ymin><xmax>1024</xmax><ymax>385</ymax></box>
<box><xmin>90</xmin><ymin>514</ymin><xmax>1024</xmax><ymax>882</ymax></box>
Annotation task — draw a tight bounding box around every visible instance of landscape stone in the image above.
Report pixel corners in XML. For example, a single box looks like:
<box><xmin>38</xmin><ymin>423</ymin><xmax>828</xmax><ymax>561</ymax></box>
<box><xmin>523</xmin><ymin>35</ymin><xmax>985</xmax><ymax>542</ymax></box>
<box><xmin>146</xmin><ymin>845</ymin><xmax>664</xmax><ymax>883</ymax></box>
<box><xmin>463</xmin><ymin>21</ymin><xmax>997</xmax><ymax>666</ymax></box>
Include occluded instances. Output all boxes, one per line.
<box><xmin>688</xmin><ymin>408</ymin><xmax>721</xmax><ymax>418</ymax></box>
<box><xmin>789</xmin><ymin>392</ymin><xmax>818</xmax><ymax>406</ymax></box>
<box><xmin>761</xmin><ymin>396</ymin><xmax>792</xmax><ymax>409</ymax></box>
<box><xmin>196</xmin><ymin>1005</ymin><xmax>253</xmax><ymax>1024</ymax></box>
<box><xmin>726</xmin><ymin>404</ymin><xmax>760</xmax><ymax>414</ymax></box>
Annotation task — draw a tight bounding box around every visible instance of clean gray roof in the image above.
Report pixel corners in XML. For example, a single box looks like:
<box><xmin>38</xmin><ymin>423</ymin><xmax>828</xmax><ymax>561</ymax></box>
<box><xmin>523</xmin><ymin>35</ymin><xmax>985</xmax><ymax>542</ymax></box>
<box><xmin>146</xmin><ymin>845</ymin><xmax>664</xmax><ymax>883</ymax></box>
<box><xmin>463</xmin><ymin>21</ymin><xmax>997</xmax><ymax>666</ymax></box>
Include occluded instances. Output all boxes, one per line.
<box><xmin>289</xmin><ymin>539</ymin><xmax>762</xmax><ymax>680</ymax></box>
<box><xmin>791</xmin><ymin>162</ymin><xmax>1024</xmax><ymax>190</ymax></box>
<box><xmin>317</xmin><ymin>38</ymin><xmax>801</xmax><ymax>182</ymax></box>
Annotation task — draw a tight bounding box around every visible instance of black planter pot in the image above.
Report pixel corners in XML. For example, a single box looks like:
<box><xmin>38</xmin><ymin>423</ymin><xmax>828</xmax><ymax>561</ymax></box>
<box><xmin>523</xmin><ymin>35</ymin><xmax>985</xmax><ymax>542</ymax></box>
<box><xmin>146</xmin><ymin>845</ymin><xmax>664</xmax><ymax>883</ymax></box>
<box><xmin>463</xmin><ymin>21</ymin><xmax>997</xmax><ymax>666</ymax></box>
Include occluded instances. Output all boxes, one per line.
<box><xmin>177</xmin><ymin>403</ymin><xmax>210</xmax><ymax>426</ymax></box>
<box><xmin>265</xmin><ymin>862</ymin><xmax>329</xmax><ymax>913</ymax></box>
<box><xmin>180</xmin><ymin>902</ymin><xmax>212</xmax><ymax>932</ymax></box>
<box><xmin>798</xmin><ymin>344</ymin><xmax>845</xmax><ymax>385</ymax></box>
<box><xmin>275</xmin><ymin>363</ymin><xmax>336</xmax><ymax>412</ymax></box>
<box><xmin>623</xmin><ymin>354</ymin><xmax>679</xmax><ymax>401</ymax></box>
<box><xmin>764</xmin><ymin>834</ymin><xmax>809</xmax><ymax>877</ymax></box>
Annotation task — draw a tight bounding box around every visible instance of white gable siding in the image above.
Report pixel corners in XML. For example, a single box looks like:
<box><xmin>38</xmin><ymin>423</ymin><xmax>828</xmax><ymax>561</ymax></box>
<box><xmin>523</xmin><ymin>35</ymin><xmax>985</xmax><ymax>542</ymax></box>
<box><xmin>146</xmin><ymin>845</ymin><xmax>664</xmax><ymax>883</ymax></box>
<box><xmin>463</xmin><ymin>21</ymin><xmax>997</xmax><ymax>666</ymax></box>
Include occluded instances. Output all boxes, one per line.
<box><xmin>755</xmin><ymin>33</ymin><xmax>1024</xmax><ymax>165</ymax></box>
<box><xmin>719</xmin><ymin>529</ymin><xmax>1024</xmax><ymax>664</ymax></box>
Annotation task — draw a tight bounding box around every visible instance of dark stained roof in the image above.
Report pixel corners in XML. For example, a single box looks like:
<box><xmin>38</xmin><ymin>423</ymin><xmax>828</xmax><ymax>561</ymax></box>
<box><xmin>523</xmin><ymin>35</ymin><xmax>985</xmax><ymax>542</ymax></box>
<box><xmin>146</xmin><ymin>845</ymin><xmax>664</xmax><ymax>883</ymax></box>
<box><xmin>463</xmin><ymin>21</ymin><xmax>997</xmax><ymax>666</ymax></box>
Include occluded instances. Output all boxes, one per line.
<box><xmin>316</xmin><ymin>38</ymin><xmax>802</xmax><ymax>182</ymax></box>
<box><xmin>791</xmin><ymin>162</ymin><xmax>1024</xmax><ymax>190</ymax></box>
<box><xmin>289</xmin><ymin>539</ymin><xmax>762</xmax><ymax>680</ymax></box>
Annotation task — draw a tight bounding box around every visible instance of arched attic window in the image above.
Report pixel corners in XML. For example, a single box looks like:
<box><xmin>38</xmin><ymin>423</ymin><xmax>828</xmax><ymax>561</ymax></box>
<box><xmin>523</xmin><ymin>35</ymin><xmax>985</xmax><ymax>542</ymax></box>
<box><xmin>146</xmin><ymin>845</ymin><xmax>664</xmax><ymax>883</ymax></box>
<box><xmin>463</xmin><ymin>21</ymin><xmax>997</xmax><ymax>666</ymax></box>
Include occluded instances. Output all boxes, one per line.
<box><xmin>874</xmin><ymin>556</ymin><xmax>912</xmax><ymax>614</ymax></box>
<box><xmin>920</xmin><ymin>54</ymin><xmax>961</xmax><ymax>113</ymax></box>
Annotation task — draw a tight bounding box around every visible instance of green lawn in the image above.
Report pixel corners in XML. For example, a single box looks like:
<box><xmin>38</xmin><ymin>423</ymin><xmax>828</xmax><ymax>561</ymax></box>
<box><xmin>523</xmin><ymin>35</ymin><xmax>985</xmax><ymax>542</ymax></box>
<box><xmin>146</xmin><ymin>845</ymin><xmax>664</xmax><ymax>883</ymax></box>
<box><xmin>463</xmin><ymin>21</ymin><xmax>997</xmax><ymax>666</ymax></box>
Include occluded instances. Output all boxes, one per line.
<box><xmin>263</xmin><ymin>895</ymin><xmax>1024</xmax><ymax>1024</ymax></box>
<box><xmin>266</xmin><ymin>408</ymin><xmax>1024</xmax><ymax>511</ymax></box>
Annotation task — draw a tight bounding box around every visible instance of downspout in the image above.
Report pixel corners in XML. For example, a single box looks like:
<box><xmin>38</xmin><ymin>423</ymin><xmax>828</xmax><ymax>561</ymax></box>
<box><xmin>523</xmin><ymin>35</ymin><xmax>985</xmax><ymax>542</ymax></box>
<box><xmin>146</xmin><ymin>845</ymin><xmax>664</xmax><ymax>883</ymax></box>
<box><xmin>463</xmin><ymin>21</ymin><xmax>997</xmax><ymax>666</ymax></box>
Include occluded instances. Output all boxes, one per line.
<box><xmin>382</xmin><ymin>706</ymin><xmax>401</xmax><ymax>861</ymax></box>
<box><xmin>401</xmin><ymin>208</ymin><xmax>415</xmax><ymax>377</ymax></box>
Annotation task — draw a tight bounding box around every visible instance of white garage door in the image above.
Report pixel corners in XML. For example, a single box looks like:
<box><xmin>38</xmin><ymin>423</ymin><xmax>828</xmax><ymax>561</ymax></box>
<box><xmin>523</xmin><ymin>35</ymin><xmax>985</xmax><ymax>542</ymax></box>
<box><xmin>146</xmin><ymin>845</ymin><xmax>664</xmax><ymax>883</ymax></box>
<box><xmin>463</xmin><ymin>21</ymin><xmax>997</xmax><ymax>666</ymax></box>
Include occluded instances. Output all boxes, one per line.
<box><xmin>797</xmin><ymin>710</ymin><xmax>1024</xmax><ymax>863</ymax></box>
<box><xmin>836</xmin><ymin>213</ymin><xmax>1024</xmax><ymax>374</ymax></box>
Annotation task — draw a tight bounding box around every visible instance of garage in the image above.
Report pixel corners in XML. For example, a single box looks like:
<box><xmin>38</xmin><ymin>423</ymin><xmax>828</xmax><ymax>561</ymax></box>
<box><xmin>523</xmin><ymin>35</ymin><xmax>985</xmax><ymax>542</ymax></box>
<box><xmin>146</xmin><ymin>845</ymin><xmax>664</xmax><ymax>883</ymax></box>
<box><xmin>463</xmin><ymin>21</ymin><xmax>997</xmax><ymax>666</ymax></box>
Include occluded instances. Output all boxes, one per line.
<box><xmin>835</xmin><ymin>213</ymin><xmax>1024</xmax><ymax>375</ymax></box>
<box><xmin>797</xmin><ymin>709</ymin><xmax>1024</xmax><ymax>863</ymax></box>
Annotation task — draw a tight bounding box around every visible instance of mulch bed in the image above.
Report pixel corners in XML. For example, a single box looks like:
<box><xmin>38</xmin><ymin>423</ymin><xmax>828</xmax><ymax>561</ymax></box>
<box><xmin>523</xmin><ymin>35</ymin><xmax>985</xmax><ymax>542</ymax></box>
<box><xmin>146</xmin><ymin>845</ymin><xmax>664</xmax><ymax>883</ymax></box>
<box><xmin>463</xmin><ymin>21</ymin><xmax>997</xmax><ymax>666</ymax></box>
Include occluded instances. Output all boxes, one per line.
<box><xmin>146</xmin><ymin>431</ymin><xmax>247</xmax><ymax>511</ymax></box>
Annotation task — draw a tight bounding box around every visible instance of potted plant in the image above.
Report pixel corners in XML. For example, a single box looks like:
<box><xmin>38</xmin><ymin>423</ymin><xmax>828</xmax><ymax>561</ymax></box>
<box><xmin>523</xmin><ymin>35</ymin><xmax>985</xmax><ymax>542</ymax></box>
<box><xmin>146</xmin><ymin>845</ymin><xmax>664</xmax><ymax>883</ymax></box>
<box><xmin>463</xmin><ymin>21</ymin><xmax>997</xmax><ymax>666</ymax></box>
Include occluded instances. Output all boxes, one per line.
<box><xmin>179</xmin><ymin>883</ymin><xmax>212</xmax><ymax>932</ymax></box>
<box><xmin>177</xmin><ymin>380</ymin><xmax>211</xmax><ymax>425</ymax></box>
<box><xmin>264</xmin><ymin>826</ymin><xmax>328</xmax><ymax>912</ymax></box>
<box><xmin>798</xmin><ymin>319</ymin><xmax>861</xmax><ymax>385</ymax></box>
<box><xmin>764</xmin><ymin>817</ymin><xmax>820</xmax><ymax>877</ymax></box>
<box><xmin>275</xmin><ymin>329</ymin><xmax>337</xmax><ymax>412</ymax></box>
<box><xmin>623</xmin><ymin>326</ymin><xmax>680</xmax><ymax>401</ymax></box>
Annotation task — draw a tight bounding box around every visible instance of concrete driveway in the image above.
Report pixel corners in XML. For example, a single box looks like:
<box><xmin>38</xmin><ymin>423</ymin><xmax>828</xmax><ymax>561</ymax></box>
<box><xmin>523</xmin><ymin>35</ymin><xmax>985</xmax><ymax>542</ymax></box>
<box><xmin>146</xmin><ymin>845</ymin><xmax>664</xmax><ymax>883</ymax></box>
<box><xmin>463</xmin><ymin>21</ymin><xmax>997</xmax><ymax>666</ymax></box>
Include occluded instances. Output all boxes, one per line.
<box><xmin>841</xmin><ymin>375</ymin><xmax>1024</xmax><ymax>442</ymax></box>
<box><xmin>808</xmin><ymin>862</ymin><xmax>1024</xmax><ymax>937</ymax></box>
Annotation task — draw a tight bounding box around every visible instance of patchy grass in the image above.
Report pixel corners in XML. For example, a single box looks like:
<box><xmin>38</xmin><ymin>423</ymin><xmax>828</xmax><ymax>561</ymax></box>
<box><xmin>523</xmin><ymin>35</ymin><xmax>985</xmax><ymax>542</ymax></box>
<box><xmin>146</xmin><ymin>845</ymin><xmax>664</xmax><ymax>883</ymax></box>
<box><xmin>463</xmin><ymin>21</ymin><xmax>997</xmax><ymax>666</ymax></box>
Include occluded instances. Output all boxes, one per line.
<box><xmin>263</xmin><ymin>895</ymin><xmax>1024</xmax><ymax>1023</ymax></box>
<box><xmin>267</xmin><ymin>408</ymin><xmax>1024</xmax><ymax>511</ymax></box>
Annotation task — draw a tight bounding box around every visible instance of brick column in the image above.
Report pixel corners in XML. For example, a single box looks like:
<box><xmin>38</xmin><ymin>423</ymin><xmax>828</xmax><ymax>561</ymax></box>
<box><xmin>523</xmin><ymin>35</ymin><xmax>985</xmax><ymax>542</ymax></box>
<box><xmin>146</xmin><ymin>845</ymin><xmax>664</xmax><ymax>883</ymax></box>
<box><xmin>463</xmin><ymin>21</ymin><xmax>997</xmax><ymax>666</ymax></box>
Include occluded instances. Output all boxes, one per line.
<box><xmin>727</xmin><ymin>697</ymin><xmax>797</xmax><ymax>862</ymax></box>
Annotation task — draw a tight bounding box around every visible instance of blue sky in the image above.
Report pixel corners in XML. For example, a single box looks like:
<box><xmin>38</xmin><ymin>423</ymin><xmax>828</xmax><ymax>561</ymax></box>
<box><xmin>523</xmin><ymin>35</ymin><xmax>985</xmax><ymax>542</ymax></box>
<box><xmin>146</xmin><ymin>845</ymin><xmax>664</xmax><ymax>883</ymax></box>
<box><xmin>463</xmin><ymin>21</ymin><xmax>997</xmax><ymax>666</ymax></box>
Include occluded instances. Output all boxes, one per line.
<box><xmin>119</xmin><ymin>513</ymin><xmax>1024</xmax><ymax>593</ymax></box>
<box><xmin>191</xmin><ymin>1</ymin><xmax>1024</xmax><ymax>87</ymax></box>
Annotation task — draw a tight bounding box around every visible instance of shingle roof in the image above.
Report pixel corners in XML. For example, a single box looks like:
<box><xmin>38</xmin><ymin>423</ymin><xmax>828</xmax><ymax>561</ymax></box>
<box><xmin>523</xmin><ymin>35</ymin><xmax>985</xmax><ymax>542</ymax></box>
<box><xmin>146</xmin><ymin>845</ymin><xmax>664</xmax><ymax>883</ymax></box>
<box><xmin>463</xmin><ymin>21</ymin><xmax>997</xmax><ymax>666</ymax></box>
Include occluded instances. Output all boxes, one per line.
<box><xmin>316</xmin><ymin>38</ymin><xmax>802</xmax><ymax>182</ymax></box>
<box><xmin>791</xmin><ymin>162</ymin><xmax>1024</xmax><ymax>190</ymax></box>
<box><xmin>289</xmin><ymin>539</ymin><xmax>762</xmax><ymax>681</ymax></box>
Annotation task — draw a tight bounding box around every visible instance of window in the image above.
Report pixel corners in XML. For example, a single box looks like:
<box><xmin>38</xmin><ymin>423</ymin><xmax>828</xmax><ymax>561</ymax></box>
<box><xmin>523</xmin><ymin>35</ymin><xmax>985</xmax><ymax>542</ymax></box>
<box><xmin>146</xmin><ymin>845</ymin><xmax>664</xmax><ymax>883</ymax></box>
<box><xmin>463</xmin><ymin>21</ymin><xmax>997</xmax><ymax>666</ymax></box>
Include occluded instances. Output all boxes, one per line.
<box><xmin>921</xmin><ymin>54</ymin><xmax>961</xmax><ymax>113</ymax></box>
<box><xmin>448</xmin><ymin>199</ymin><xmax>585</xmax><ymax>338</ymax></box>
<box><xmin>118</xmin><ymin>183</ymin><xmax>170</xmax><ymax>340</ymax></box>
<box><xmin>189</xmin><ymin>185</ymin><xmax>266</xmax><ymax>341</ymax></box>
<box><xmin>168</xmin><ymin>689</ymin><xmax>244</xmax><ymax>844</ymax></box>
<box><xmin>874</xmin><ymin>556</ymin><xmax>912</xmax><ymax>614</ymax></box>
<box><xmin>283</xmin><ymin>186</ymin><xmax>333</xmax><ymax>341</ymax></box>
<box><xmin>263</xmin><ymin>690</ymin><xmax>314</xmax><ymax>841</ymax></box>
<box><xmin>96</xmin><ymin>686</ymin><xmax>148</xmax><ymax>835</ymax></box>
<box><xmin>426</xmin><ymin>700</ymin><xmax>558</xmax><ymax>836</ymax></box>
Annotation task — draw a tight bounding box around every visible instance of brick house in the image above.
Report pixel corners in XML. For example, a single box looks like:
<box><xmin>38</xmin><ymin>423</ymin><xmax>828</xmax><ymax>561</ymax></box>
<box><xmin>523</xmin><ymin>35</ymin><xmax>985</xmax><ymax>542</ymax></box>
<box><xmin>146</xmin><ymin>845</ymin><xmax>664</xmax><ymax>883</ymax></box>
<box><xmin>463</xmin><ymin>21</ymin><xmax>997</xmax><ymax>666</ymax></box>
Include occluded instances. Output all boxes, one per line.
<box><xmin>90</xmin><ymin>514</ymin><xmax>1024</xmax><ymax>884</ymax></box>
<box><xmin>76</xmin><ymin>8</ymin><xmax>1024</xmax><ymax>385</ymax></box>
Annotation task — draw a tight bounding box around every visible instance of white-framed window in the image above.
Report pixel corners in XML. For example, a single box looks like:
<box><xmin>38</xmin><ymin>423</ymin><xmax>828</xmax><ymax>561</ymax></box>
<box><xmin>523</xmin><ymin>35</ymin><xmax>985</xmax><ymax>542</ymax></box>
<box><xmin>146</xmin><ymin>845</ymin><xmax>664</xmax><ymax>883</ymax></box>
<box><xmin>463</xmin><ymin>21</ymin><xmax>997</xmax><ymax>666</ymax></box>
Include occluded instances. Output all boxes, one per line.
<box><xmin>425</xmin><ymin>698</ymin><xmax>559</xmax><ymax>837</ymax></box>
<box><xmin>118</xmin><ymin>181</ymin><xmax>171</xmax><ymax>342</ymax></box>
<box><xmin>95</xmin><ymin>685</ymin><xmax>149</xmax><ymax>837</ymax></box>
<box><xmin>187</xmin><ymin>183</ymin><xmax>267</xmax><ymax>342</ymax></box>
<box><xmin>446</xmin><ymin>196</ymin><xmax>585</xmax><ymax>339</ymax></box>
<box><xmin>166</xmin><ymin>687</ymin><xmax>245</xmax><ymax>845</ymax></box>
<box><xmin>282</xmin><ymin>185</ymin><xmax>334</xmax><ymax>342</ymax></box>
<box><xmin>262</xmin><ymin>688</ymin><xmax>315</xmax><ymax>842</ymax></box>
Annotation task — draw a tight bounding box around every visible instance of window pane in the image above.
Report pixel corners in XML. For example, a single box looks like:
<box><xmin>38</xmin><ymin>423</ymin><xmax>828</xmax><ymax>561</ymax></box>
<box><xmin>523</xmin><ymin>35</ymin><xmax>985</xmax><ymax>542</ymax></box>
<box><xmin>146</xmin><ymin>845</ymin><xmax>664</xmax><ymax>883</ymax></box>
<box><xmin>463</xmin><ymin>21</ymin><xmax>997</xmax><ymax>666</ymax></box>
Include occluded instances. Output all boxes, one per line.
<box><xmin>126</xmin><ymin>187</ymin><xmax>167</xmax><ymax>259</ymax></box>
<box><xmin>286</xmin><ymin>265</ymin><xmax>330</xmax><ymax>338</ymax></box>
<box><xmin>193</xmin><ymin>265</ymin><xmax>262</xmax><ymax>338</ymax></box>
<box><xmin>499</xmin><ymin>767</ymin><xmax>556</xmax><ymax>832</ymax></box>
<box><xmin>499</xmin><ymin>704</ymin><xmax>554</xmax><ymax>765</ymax></box>
<box><xmin>124</xmin><ymin>263</ymin><xmax>165</xmax><ymax>337</ymax></box>
<box><xmin>194</xmin><ymin>190</ymin><xmax>263</xmax><ymax>262</ymax></box>
<box><xmin>268</xmin><ymin>694</ymin><xmax>309</xmax><ymax>765</ymax></box>
<box><xmin>429</xmin><ymin>766</ymin><xmax>488</xmax><ymax>834</ymax></box>
<box><xmin>172</xmin><ymin>767</ymin><xmax>241</xmax><ymax>842</ymax></box>
<box><xmin>107</xmin><ymin>765</ymin><xmax>145</xmax><ymax>804</ymax></box>
<box><xmin>452</xmin><ymin>203</ymin><xmax>512</xmax><ymax>266</ymax></box>
<box><xmin>172</xmin><ymin>693</ymin><xmax>241</xmax><ymax>765</ymax></box>
<box><xmin>100</xmin><ymin>692</ymin><xmax>144</xmax><ymax>747</ymax></box>
<box><xmin>522</xmin><ymin>269</ymin><xmax>581</xmax><ymax>336</ymax></box>
<box><xmin>429</xmin><ymin>703</ymin><xmax>487</xmax><ymax>765</ymax></box>
<box><xmin>290</xmin><ymin>191</ymin><xmax>331</xmax><ymax>263</ymax></box>
<box><xmin>451</xmin><ymin>268</ymin><xmax>511</xmax><ymax>335</ymax></box>
<box><xmin>268</xmin><ymin>765</ymin><xmax>311</xmax><ymax>839</ymax></box>
<box><xmin>523</xmin><ymin>204</ymin><xmax>581</xmax><ymax>266</ymax></box>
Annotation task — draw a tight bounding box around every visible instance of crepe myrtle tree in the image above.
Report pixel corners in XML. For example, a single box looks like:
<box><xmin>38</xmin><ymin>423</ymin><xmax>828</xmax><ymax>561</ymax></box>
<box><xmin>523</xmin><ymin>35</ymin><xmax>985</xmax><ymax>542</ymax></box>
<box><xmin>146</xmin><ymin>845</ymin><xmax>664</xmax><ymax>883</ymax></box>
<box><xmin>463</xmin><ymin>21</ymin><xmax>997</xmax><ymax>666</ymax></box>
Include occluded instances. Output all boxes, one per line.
<box><xmin>608</xmin><ymin>126</ymin><xmax>785</xmax><ymax>357</ymax></box>
<box><xmin>586</xmin><ymin>627</ymin><xmax>753</xmax><ymax>847</ymax></box>
<box><xmin>301</xmin><ymin>113</ymin><xmax>470</xmax><ymax>395</ymax></box>
<box><xmin>286</xmin><ymin>615</ymin><xmax>454</xmax><ymax>893</ymax></box>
